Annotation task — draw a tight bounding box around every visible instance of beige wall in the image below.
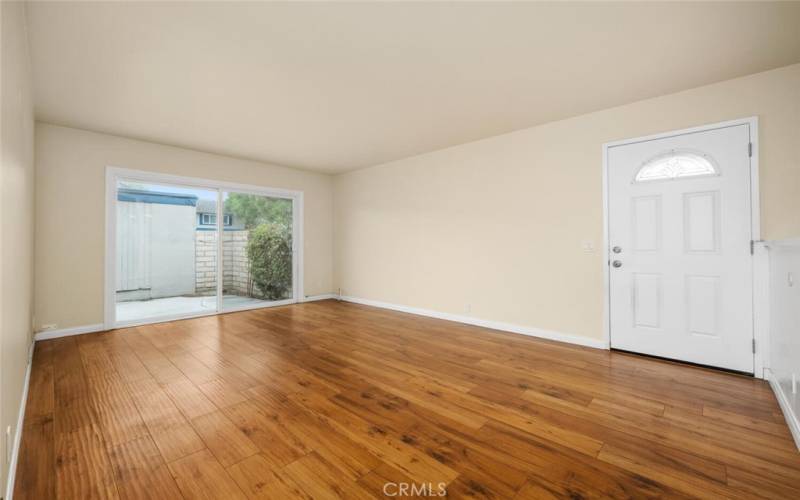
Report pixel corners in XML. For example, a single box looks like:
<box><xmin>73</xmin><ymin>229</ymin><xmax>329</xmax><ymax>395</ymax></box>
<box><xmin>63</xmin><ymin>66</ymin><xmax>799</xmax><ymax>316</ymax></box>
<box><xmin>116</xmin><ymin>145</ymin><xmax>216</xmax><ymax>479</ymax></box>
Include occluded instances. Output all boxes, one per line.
<box><xmin>334</xmin><ymin>63</ymin><xmax>800</xmax><ymax>342</ymax></box>
<box><xmin>35</xmin><ymin>123</ymin><xmax>334</xmax><ymax>331</ymax></box>
<box><xmin>1</xmin><ymin>0</ymin><xmax>35</xmax><ymax>494</ymax></box>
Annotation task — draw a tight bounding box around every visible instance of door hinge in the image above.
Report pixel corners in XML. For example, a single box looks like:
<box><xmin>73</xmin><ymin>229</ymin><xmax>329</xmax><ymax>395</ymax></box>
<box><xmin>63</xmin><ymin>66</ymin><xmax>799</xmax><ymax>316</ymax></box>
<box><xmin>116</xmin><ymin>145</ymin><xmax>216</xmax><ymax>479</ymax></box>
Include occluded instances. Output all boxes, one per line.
<box><xmin>750</xmin><ymin>240</ymin><xmax>755</xmax><ymax>255</ymax></box>
<box><xmin>752</xmin><ymin>339</ymin><xmax>756</xmax><ymax>354</ymax></box>
<box><xmin>748</xmin><ymin>142</ymin><xmax>753</xmax><ymax>157</ymax></box>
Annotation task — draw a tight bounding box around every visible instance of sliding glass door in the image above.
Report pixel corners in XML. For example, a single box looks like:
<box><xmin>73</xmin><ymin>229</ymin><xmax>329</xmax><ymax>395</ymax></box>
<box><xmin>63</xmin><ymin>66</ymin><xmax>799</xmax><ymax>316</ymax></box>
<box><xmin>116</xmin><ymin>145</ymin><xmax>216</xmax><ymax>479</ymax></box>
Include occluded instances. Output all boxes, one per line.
<box><xmin>221</xmin><ymin>191</ymin><xmax>294</xmax><ymax>311</ymax></box>
<box><xmin>108</xmin><ymin>168</ymin><xmax>301</xmax><ymax>328</ymax></box>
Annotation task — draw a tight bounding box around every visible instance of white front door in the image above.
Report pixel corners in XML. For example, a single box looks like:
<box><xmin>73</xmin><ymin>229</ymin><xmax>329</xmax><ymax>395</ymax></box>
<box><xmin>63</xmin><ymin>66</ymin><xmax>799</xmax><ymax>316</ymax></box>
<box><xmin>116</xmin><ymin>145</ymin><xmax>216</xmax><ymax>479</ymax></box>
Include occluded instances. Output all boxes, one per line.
<box><xmin>608</xmin><ymin>123</ymin><xmax>754</xmax><ymax>373</ymax></box>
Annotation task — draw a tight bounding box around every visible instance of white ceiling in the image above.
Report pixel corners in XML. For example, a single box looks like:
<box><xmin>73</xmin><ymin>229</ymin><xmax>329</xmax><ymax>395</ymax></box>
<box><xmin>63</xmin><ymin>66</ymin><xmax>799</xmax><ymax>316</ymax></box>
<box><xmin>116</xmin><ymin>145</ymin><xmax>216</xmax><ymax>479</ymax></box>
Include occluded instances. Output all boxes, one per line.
<box><xmin>27</xmin><ymin>1</ymin><xmax>800</xmax><ymax>173</ymax></box>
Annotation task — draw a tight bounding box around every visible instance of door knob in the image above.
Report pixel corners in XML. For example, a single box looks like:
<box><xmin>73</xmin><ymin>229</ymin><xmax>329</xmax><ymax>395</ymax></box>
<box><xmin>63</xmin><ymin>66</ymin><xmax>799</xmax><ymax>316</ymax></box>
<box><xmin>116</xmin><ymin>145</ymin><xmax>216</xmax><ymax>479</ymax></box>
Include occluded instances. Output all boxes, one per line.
<box><xmin>612</xmin><ymin>246</ymin><xmax>622</xmax><ymax>254</ymax></box>
<box><xmin>612</xmin><ymin>260</ymin><xmax>623</xmax><ymax>268</ymax></box>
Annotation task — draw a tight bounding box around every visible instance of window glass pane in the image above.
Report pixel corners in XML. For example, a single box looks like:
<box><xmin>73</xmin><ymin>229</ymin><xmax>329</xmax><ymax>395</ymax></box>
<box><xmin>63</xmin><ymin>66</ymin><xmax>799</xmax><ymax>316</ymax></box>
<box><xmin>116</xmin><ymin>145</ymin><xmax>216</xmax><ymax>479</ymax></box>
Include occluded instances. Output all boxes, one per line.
<box><xmin>115</xmin><ymin>181</ymin><xmax>218</xmax><ymax>323</ymax></box>
<box><xmin>634</xmin><ymin>151</ymin><xmax>718</xmax><ymax>183</ymax></box>
<box><xmin>221</xmin><ymin>192</ymin><xmax>293</xmax><ymax>310</ymax></box>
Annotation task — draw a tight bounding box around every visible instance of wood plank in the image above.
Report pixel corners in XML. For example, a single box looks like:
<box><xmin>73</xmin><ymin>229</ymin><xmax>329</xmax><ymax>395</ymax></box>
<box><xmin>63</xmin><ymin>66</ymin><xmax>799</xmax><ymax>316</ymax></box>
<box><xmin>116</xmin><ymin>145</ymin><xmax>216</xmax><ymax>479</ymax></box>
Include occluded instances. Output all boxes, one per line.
<box><xmin>701</xmin><ymin>404</ymin><xmax>795</xmax><ymax>439</ymax></box>
<box><xmin>355</xmin><ymin>462</ymin><xmax>420</xmax><ymax>499</ymax></box>
<box><xmin>475</xmin><ymin>421</ymin><xmax>690</xmax><ymax>499</ymax></box>
<box><xmin>168</xmin><ymin>352</ymin><xmax>219</xmax><ymax>385</ymax></box>
<box><xmin>278</xmin><ymin>410</ymin><xmax>382</xmax><ymax>480</ymax></box>
<box><xmin>107</xmin><ymin>436</ymin><xmax>183</xmax><ymax>500</ymax></box>
<box><xmin>222</xmin><ymin>399</ymin><xmax>308</xmax><ymax>468</ymax></box>
<box><xmin>162</xmin><ymin>377</ymin><xmax>218</xmax><ymax>419</ymax></box>
<box><xmin>192</xmin><ymin>410</ymin><xmax>259</xmax><ymax>467</ymax></box>
<box><xmin>726</xmin><ymin>465</ymin><xmax>800</xmax><ymax>499</ymax></box>
<box><xmin>110</xmin><ymin>352</ymin><xmax>152</xmax><ymax>384</ymax></box>
<box><xmin>168</xmin><ymin>449</ymin><xmax>247</xmax><ymax>500</ymax></box>
<box><xmin>125</xmin><ymin>376</ymin><xmax>206</xmax><ymax>461</ymax></box>
<box><xmin>53</xmin><ymin>340</ymin><xmax>90</xmax><ymax>405</ymax></box>
<box><xmin>404</xmin><ymin>420</ymin><xmax>528</xmax><ymax>498</ymax></box>
<box><xmin>226</xmin><ymin>453</ymin><xmax>310</xmax><ymax>499</ymax></box>
<box><xmin>150</xmin><ymin>422</ymin><xmax>206</xmax><ymax>463</ymax></box>
<box><xmin>280</xmin><ymin>451</ymin><xmax>374</xmax><ymax>499</ymax></box>
<box><xmin>13</xmin><ymin>415</ymin><xmax>55</xmax><ymax>500</ymax></box>
<box><xmin>88</xmin><ymin>374</ymin><xmax>149</xmax><ymax>447</ymax></box>
<box><xmin>125</xmin><ymin>377</ymin><xmax>185</xmax><ymax>433</ymax></box>
<box><xmin>288</xmin><ymin>391</ymin><xmax>460</xmax><ymax>484</ymax></box>
<box><xmin>198</xmin><ymin>378</ymin><xmax>249</xmax><ymax>408</ymax></box>
<box><xmin>25</xmin><ymin>342</ymin><xmax>55</xmax><ymax>420</ymax></box>
<box><xmin>55</xmin><ymin>424</ymin><xmax>120</xmax><ymax>499</ymax></box>
<box><xmin>597</xmin><ymin>443</ymin><xmax>741</xmax><ymax>499</ymax></box>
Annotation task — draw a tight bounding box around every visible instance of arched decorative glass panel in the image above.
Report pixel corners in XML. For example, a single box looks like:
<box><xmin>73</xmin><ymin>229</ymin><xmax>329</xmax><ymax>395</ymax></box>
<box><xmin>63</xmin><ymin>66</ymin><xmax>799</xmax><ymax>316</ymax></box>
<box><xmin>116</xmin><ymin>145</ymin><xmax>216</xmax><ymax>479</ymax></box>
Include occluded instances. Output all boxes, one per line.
<box><xmin>634</xmin><ymin>150</ymin><xmax>719</xmax><ymax>183</ymax></box>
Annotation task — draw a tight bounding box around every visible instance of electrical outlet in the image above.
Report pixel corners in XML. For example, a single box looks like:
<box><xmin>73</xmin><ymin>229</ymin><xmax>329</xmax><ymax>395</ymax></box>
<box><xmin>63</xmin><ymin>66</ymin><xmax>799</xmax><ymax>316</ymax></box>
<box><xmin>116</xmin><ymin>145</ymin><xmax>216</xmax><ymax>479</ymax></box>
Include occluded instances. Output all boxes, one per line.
<box><xmin>581</xmin><ymin>240</ymin><xmax>595</xmax><ymax>253</ymax></box>
<box><xmin>465</xmin><ymin>304</ymin><xmax>472</xmax><ymax>314</ymax></box>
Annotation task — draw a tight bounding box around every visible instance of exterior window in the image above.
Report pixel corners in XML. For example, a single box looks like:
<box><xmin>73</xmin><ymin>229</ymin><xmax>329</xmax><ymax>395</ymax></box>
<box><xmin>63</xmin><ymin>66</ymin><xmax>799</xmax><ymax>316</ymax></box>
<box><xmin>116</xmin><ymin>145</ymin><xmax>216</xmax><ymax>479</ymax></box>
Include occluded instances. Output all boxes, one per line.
<box><xmin>634</xmin><ymin>150</ymin><xmax>718</xmax><ymax>183</ymax></box>
<box><xmin>199</xmin><ymin>213</ymin><xmax>232</xmax><ymax>226</ymax></box>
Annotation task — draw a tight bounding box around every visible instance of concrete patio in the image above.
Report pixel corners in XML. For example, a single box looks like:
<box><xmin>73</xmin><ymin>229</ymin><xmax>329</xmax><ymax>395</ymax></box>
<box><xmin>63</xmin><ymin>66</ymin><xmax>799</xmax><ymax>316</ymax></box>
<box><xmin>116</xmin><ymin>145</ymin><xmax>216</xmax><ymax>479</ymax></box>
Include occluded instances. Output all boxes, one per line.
<box><xmin>116</xmin><ymin>294</ymin><xmax>267</xmax><ymax>323</ymax></box>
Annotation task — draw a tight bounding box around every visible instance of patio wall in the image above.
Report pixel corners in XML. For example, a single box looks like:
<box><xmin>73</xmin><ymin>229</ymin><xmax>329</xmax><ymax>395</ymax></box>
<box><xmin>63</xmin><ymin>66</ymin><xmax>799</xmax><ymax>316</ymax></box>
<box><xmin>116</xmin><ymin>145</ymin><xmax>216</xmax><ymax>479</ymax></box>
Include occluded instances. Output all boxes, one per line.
<box><xmin>196</xmin><ymin>230</ymin><xmax>251</xmax><ymax>296</ymax></box>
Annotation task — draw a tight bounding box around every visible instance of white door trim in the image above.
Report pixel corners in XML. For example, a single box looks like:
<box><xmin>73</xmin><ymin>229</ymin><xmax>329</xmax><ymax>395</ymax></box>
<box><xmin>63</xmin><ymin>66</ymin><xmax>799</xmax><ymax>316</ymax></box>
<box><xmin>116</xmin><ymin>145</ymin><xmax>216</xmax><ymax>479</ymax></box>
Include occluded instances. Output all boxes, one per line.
<box><xmin>601</xmin><ymin>117</ymin><xmax>765</xmax><ymax>377</ymax></box>
<box><xmin>104</xmin><ymin>166</ymin><xmax>305</xmax><ymax>329</ymax></box>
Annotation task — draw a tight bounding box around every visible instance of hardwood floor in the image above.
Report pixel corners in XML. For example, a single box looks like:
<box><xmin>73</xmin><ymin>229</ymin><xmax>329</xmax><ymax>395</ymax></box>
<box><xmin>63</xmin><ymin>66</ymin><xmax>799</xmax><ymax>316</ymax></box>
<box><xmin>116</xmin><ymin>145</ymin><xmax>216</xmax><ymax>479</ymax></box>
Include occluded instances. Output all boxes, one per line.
<box><xmin>13</xmin><ymin>300</ymin><xmax>800</xmax><ymax>499</ymax></box>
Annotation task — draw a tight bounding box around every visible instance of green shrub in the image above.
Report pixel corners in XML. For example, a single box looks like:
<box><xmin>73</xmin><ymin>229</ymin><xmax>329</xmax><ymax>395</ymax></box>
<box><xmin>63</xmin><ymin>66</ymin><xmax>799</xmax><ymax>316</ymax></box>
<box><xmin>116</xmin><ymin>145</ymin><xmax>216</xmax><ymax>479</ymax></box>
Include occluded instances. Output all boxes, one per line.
<box><xmin>246</xmin><ymin>223</ymin><xmax>292</xmax><ymax>300</ymax></box>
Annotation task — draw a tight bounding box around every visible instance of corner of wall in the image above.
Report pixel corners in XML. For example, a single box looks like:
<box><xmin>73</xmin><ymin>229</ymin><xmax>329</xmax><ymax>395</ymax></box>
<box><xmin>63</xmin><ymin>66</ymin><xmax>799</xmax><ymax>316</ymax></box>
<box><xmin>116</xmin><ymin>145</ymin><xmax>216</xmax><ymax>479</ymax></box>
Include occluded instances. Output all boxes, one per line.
<box><xmin>1</xmin><ymin>0</ymin><xmax>37</xmax><ymax>496</ymax></box>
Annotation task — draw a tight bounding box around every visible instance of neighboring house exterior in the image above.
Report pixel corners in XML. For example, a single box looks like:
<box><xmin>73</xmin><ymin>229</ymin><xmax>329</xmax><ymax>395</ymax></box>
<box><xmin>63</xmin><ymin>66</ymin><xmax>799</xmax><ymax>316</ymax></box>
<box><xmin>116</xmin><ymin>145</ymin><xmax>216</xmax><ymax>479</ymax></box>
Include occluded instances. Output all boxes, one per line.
<box><xmin>195</xmin><ymin>199</ymin><xmax>244</xmax><ymax>231</ymax></box>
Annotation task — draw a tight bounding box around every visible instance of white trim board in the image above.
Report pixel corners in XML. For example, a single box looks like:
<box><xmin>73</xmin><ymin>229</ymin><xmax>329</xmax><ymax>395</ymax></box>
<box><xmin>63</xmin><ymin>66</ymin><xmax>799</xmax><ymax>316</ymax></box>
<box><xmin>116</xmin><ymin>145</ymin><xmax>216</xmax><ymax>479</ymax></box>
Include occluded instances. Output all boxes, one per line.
<box><xmin>339</xmin><ymin>296</ymin><xmax>608</xmax><ymax>349</ymax></box>
<box><xmin>763</xmin><ymin>238</ymin><xmax>800</xmax><ymax>250</ymax></box>
<box><xmin>303</xmin><ymin>294</ymin><xmax>337</xmax><ymax>302</ymax></box>
<box><xmin>752</xmin><ymin>241</ymin><xmax>771</xmax><ymax>379</ymax></box>
<box><xmin>601</xmin><ymin>116</ymin><xmax>765</xmax><ymax>377</ymax></box>
<box><xmin>4</xmin><ymin>342</ymin><xmax>34</xmax><ymax>500</ymax></box>
<box><xmin>33</xmin><ymin>323</ymin><xmax>105</xmax><ymax>341</ymax></box>
<box><xmin>766</xmin><ymin>369</ymin><xmax>800</xmax><ymax>451</ymax></box>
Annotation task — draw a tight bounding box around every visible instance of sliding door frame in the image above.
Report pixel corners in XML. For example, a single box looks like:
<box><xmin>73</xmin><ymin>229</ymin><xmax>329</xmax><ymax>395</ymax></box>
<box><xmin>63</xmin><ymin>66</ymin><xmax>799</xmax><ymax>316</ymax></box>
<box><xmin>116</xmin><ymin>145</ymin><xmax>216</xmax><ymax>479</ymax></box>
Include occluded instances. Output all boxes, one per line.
<box><xmin>104</xmin><ymin>166</ymin><xmax>304</xmax><ymax>329</ymax></box>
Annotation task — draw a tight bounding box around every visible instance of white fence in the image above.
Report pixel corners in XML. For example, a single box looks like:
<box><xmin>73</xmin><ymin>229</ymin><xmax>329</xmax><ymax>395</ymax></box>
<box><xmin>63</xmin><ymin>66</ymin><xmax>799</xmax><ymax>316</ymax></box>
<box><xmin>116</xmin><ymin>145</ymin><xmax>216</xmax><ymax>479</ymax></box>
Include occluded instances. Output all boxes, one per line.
<box><xmin>116</xmin><ymin>201</ymin><xmax>196</xmax><ymax>301</ymax></box>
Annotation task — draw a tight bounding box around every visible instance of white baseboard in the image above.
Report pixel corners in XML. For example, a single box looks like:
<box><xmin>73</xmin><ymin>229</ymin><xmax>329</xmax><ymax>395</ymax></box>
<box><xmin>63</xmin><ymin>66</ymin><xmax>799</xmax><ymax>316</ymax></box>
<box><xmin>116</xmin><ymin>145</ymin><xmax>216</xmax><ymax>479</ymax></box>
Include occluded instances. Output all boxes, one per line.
<box><xmin>4</xmin><ymin>342</ymin><xmax>34</xmax><ymax>500</ymax></box>
<box><xmin>34</xmin><ymin>298</ymin><xmax>336</xmax><ymax>340</ymax></box>
<box><xmin>31</xmin><ymin>295</ymin><xmax>606</xmax><ymax>352</ymax></box>
<box><xmin>33</xmin><ymin>323</ymin><xmax>105</xmax><ymax>341</ymax></box>
<box><xmin>766</xmin><ymin>368</ymin><xmax>800</xmax><ymax>451</ymax></box>
<box><xmin>303</xmin><ymin>293</ymin><xmax>337</xmax><ymax>302</ymax></box>
<box><xmin>339</xmin><ymin>295</ymin><xmax>608</xmax><ymax>350</ymax></box>
<box><xmin>33</xmin><ymin>297</ymin><xmax>337</xmax><ymax>341</ymax></box>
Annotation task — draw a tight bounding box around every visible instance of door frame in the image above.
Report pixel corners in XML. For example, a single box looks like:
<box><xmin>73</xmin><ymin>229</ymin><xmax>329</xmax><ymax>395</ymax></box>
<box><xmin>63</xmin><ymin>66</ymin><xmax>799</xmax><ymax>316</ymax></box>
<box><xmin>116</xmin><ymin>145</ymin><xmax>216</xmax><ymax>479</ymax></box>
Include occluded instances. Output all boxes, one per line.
<box><xmin>104</xmin><ymin>166</ymin><xmax>305</xmax><ymax>329</ymax></box>
<box><xmin>601</xmin><ymin>117</ymin><xmax>767</xmax><ymax>377</ymax></box>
